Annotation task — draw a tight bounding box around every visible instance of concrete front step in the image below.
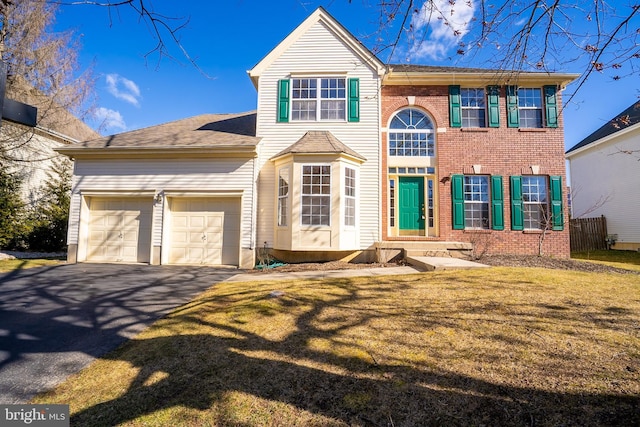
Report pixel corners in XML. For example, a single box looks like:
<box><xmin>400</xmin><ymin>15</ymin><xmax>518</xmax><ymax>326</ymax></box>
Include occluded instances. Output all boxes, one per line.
<box><xmin>406</xmin><ymin>256</ymin><xmax>490</xmax><ymax>271</ymax></box>
<box><xmin>376</xmin><ymin>241</ymin><xmax>473</xmax><ymax>252</ymax></box>
<box><xmin>405</xmin><ymin>249</ymin><xmax>452</xmax><ymax>258</ymax></box>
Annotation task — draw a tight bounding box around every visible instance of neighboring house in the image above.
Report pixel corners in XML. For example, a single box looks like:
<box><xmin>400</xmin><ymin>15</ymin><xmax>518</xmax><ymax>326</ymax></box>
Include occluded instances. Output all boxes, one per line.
<box><xmin>57</xmin><ymin>8</ymin><xmax>578</xmax><ymax>268</ymax></box>
<box><xmin>2</xmin><ymin>79</ymin><xmax>99</xmax><ymax>203</ymax></box>
<box><xmin>566</xmin><ymin>101</ymin><xmax>640</xmax><ymax>251</ymax></box>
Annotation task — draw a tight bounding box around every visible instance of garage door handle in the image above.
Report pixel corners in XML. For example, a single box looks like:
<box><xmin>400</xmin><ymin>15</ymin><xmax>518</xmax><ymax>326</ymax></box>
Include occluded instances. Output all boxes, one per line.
<box><xmin>201</xmin><ymin>234</ymin><xmax>207</xmax><ymax>241</ymax></box>
<box><xmin>118</xmin><ymin>232</ymin><xmax>123</xmax><ymax>239</ymax></box>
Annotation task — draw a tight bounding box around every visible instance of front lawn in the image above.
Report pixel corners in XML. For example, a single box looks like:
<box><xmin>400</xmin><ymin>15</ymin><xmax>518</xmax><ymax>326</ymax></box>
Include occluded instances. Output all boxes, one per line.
<box><xmin>0</xmin><ymin>258</ymin><xmax>64</xmax><ymax>272</ymax></box>
<box><xmin>573</xmin><ymin>249</ymin><xmax>640</xmax><ymax>272</ymax></box>
<box><xmin>33</xmin><ymin>267</ymin><xmax>640</xmax><ymax>426</ymax></box>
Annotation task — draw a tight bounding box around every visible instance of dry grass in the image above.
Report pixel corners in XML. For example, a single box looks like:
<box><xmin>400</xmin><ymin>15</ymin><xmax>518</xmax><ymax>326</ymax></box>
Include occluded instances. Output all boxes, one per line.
<box><xmin>0</xmin><ymin>258</ymin><xmax>64</xmax><ymax>272</ymax></box>
<box><xmin>573</xmin><ymin>250</ymin><xmax>640</xmax><ymax>272</ymax></box>
<box><xmin>34</xmin><ymin>267</ymin><xmax>640</xmax><ymax>426</ymax></box>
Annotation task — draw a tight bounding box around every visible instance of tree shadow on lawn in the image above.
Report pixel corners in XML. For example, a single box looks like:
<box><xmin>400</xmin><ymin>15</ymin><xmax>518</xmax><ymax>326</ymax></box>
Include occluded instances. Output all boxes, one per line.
<box><xmin>70</xmin><ymin>277</ymin><xmax>640</xmax><ymax>426</ymax></box>
<box><xmin>0</xmin><ymin>263</ymin><xmax>238</xmax><ymax>403</ymax></box>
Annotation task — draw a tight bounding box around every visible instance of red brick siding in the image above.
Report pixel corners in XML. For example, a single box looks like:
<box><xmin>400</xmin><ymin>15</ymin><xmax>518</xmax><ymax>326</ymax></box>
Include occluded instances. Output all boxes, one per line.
<box><xmin>381</xmin><ymin>85</ymin><xmax>570</xmax><ymax>258</ymax></box>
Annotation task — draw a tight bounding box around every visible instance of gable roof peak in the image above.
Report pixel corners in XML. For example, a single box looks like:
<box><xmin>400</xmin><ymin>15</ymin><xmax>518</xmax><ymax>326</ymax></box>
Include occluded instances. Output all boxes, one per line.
<box><xmin>247</xmin><ymin>7</ymin><xmax>385</xmax><ymax>87</ymax></box>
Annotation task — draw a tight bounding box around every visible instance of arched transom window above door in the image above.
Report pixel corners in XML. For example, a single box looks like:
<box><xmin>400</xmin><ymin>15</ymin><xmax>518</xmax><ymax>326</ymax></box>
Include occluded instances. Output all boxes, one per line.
<box><xmin>388</xmin><ymin>108</ymin><xmax>435</xmax><ymax>157</ymax></box>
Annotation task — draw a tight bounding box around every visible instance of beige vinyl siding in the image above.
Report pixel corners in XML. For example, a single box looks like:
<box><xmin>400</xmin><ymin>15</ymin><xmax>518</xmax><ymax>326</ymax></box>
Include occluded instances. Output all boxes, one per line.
<box><xmin>255</xmin><ymin>20</ymin><xmax>381</xmax><ymax>249</ymax></box>
<box><xmin>568</xmin><ymin>127</ymin><xmax>640</xmax><ymax>246</ymax></box>
<box><xmin>67</xmin><ymin>158</ymin><xmax>255</xmax><ymax>251</ymax></box>
<box><xmin>67</xmin><ymin>175</ymin><xmax>83</xmax><ymax>245</ymax></box>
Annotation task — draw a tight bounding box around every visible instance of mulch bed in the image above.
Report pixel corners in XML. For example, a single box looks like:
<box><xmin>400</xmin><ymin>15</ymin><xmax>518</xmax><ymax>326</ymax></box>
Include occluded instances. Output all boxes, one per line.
<box><xmin>254</xmin><ymin>255</ymin><xmax>639</xmax><ymax>275</ymax></box>
<box><xmin>481</xmin><ymin>255</ymin><xmax>639</xmax><ymax>274</ymax></box>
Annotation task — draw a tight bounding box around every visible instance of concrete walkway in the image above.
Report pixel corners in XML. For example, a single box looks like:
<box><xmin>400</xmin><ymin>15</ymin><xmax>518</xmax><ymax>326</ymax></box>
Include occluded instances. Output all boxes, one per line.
<box><xmin>225</xmin><ymin>265</ymin><xmax>423</xmax><ymax>282</ymax></box>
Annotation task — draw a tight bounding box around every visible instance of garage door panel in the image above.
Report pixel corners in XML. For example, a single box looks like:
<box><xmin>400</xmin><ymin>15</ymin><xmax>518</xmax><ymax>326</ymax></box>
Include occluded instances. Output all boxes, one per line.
<box><xmin>189</xmin><ymin>219</ymin><xmax>205</xmax><ymax>229</ymax></box>
<box><xmin>87</xmin><ymin>197</ymin><xmax>152</xmax><ymax>263</ymax></box>
<box><xmin>172</xmin><ymin>215</ymin><xmax>188</xmax><ymax>228</ymax></box>
<box><xmin>168</xmin><ymin>197</ymin><xmax>240</xmax><ymax>266</ymax></box>
<box><xmin>207</xmin><ymin>216</ymin><xmax>223</xmax><ymax>228</ymax></box>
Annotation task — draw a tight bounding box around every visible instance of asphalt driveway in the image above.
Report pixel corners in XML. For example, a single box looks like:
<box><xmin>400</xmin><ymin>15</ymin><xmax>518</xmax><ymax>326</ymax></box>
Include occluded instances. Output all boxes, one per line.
<box><xmin>0</xmin><ymin>263</ymin><xmax>239</xmax><ymax>403</ymax></box>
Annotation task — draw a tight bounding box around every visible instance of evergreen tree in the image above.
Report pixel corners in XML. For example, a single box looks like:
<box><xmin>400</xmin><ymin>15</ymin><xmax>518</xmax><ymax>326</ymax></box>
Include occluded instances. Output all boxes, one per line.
<box><xmin>0</xmin><ymin>164</ymin><xmax>24</xmax><ymax>248</ymax></box>
<box><xmin>26</xmin><ymin>157</ymin><xmax>71</xmax><ymax>252</ymax></box>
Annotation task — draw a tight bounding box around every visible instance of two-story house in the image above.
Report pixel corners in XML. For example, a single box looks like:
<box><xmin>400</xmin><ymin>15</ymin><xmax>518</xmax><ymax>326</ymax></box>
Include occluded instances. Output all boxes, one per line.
<box><xmin>58</xmin><ymin>7</ymin><xmax>577</xmax><ymax>268</ymax></box>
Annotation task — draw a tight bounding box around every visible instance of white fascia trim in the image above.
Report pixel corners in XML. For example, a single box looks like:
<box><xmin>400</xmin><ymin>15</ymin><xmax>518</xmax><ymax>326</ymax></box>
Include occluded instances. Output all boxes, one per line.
<box><xmin>163</xmin><ymin>190</ymin><xmax>244</xmax><ymax>198</ymax></box>
<box><xmin>79</xmin><ymin>190</ymin><xmax>156</xmax><ymax>197</ymax></box>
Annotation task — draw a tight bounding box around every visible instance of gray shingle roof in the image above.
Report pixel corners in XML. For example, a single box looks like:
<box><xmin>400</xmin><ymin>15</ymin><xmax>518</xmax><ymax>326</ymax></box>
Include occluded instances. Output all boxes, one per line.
<box><xmin>388</xmin><ymin>64</ymin><xmax>502</xmax><ymax>73</ymax></box>
<box><xmin>566</xmin><ymin>101</ymin><xmax>640</xmax><ymax>154</ymax></box>
<box><xmin>73</xmin><ymin>112</ymin><xmax>259</xmax><ymax>149</ymax></box>
<box><xmin>271</xmin><ymin>131</ymin><xmax>366</xmax><ymax>161</ymax></box>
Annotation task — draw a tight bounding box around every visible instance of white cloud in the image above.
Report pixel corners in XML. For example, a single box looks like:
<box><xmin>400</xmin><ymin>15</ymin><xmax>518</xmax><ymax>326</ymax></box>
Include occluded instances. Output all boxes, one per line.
<box><xmin>409</xmin><ymin>0</ymin><xmax>476</xmax><ymax>61</ymax></box>
<box><xmin>105</xmin><ymin>74</ymin><xmax>141</xmax><ymax>106</ymax></box>
<box><xmin>94</xmin><ymin>107</ymin><xmax>126</xmax><ymax>132</ymax></box>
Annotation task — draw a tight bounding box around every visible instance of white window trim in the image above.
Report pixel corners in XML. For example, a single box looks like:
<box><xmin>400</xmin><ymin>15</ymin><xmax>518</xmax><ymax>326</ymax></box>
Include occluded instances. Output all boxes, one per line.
<box><xmin>461</xmin><ymin>88</ymin><xmax>486</xmax><ymax>128</ymax></box>
<box><xmin>301</xmin><ymin>164</ymin><xmax>332</xmax><ymax>227</ymax></box>
<box><xmin>291</xmin><ymin>77</ymin><xmax>347</xmax><ymax>122</ymax></box>
<box><xmin>388</xmin><ymin>108</ymin><xmax>435</xmax><ymax>157</ymax></box>
<box><xmin>463</xmin><ymin>175</ymin><xmax>490</xmax><ymax>230</ymax></box>
<box><xmin>517</xmin><ymin>88</ymin><xmax>543</xmax><ymax>128</ymax></box>
<box><xmin>344</xmin><ymin>167</ymin><xmax>356</xmax><ymax>227</ymax></box>
<box><xmin>522</xmin><ymin>175</ymin><xmax>549</xmax><ymax>230</ymax></box>
<box><xmin>277</xmin><ymin>167</ymin><xmax>290</xmax><ymax>227</ymax></box>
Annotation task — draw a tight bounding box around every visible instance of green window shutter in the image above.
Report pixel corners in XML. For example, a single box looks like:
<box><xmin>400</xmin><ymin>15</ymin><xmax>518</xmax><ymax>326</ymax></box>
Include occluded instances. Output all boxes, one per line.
<box><xmin>277</xmin><ymin>79</ymin><xmax>290</xmax><ymax>123</ymax></box>
<box><xmin>487</xmin><ymin>86</ymin><xmax>500</xmax><ymax>128</ymax></box>
<box><xmin>549</xmin><ymin>175</ymin><xmax>564</xmax><ymax>230</ymax></box>
<box><xmin>544</xmin><ymin>85</ymin><xmax>558</xmax><ymax>128</ymax></box>
<box><xmin>506</xmin><ymin>85</ymin><xmax>519</xmax><ymax>128</ymax></box>
<box><xmin>491</xmin><ymin>175</ymin><xmax>504</xmax><ymax>230</ymax></box>
<box><xmin>510</xmin><ymin>176</ymin><xmax>524</xmax><ymax>231</ymax></box>
<box><xmin>348</xmin><ymin>78</ymin><xmax>360</xmax><ymax>122</ymax></box>
<box><xmin>451</xmin><ymin>174</ymin><xmax>465</xmax><ymax>230</ymax></box>
<box><xmin>449</xmin><ymin>85</ymin><xmax>462</xmax><ymax>128</ymax></box>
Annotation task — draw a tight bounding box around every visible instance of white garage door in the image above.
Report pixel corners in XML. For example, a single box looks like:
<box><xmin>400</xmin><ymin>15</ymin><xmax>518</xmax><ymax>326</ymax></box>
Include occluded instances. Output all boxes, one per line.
<box><xmin>87</xmin><ymin>197</ymin><xmax>153</xmax><ymax>263</ymax></box>
<box><xmin>168</xmin><ymin>197</ymin><xmax>240</xmax><ymax>266</ymax></box>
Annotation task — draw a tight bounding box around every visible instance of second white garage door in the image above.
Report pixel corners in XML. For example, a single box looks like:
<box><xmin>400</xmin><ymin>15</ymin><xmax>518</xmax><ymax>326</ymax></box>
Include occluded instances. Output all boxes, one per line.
<box><xmin>168</xmin><ymin>197</ymin><xmax>241</xmax><ymax>266</ymax></box>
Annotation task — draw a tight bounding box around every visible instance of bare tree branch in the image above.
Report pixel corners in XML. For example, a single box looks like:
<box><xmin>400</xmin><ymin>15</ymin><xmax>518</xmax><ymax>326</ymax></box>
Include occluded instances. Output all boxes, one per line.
<box><xmin>53</xmin><ymin>0</ymin><xmax>212</xmax><ymax>78</ymax></box>
<box><xmin>374</xmin><ymin>1</ymin><xmax>640</xmax><ymax>99</ymax></box>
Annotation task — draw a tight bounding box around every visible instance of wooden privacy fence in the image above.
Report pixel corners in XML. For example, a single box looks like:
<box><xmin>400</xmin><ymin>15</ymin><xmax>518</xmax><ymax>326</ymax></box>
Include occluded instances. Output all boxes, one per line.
<box><xmin>570</xmin><ymin>216</ymin><xmax>608</xmax><ymax>252</ymax></box>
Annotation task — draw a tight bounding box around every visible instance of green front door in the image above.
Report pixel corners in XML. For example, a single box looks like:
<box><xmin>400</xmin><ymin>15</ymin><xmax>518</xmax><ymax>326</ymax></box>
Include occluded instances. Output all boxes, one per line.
<box><xmin>399</xmin><ymin>177</ymin><xmax>425</xmax><ymax>233</ymax></box>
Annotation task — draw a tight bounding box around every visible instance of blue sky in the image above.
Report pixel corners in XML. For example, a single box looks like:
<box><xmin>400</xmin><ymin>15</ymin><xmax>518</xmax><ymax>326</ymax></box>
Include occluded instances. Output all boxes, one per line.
<box><xmin>53</xmin><ymin>0</ymin><xmax>638</xmax><ymax>151</ymax></box>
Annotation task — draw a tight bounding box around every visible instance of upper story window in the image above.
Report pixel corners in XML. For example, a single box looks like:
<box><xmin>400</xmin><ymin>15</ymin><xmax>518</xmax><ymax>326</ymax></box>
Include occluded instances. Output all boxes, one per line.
<box><xmin>450</xmin><ymin>85</ymin><xmax>500</xmax><ymax>128</ymax></box>
<box><xmin>517</xmin><ymin>88</ymin><xmax>543</xmax><ymax>128</ymax></box>
<box><xmin>461</xmin><ymin>88</ymin><xmax>486</xmax><ymax>128</ymax></box>
<box><xmin>292</xmin><ymin>77</ymin><xmax>346</xmax><ymax>121</ymax></box>
<box><xmin>278</xmin><ymin>78</ymin><xmax>359</xmax><ymax>123</ymax></box>
<box><xmin>389</xmin><ymin>108</ymin><xmax>435</xmax><ymax>157</ymax></box>
<box><xmin>506</xmin><ymin>85</ymin><xmax>558</xmax><ymax>129</ymax></box>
